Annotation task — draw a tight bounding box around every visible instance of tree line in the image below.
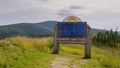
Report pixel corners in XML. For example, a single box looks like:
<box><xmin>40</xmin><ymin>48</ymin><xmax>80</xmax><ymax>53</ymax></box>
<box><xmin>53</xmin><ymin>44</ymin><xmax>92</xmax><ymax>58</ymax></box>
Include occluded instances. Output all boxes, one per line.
<box><xmin>92</xmin><ymin>29</ymin><xmax>120</xmax><ymax>47</ymax></box>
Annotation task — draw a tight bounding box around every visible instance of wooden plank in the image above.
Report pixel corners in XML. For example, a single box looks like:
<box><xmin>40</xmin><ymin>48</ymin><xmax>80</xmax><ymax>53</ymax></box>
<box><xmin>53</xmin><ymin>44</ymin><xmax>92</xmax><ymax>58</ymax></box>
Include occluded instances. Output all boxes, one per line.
<box><xmin>57</xmin><ymin>41</ymin><xmax>86</xmax><ymax>44</ymax></box>
<box><xmin>57</xmin><ymin>38</ymin><xmax>86</xmax><ymax>41</ymax></box>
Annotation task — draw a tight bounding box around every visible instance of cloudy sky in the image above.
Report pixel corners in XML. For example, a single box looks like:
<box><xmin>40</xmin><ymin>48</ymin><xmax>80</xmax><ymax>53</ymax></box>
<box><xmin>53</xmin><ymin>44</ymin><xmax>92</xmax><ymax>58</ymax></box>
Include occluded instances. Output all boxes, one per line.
<box><xmin>0</xmin><ymin>0</ymin><xmax>120</xmax><ymax>31</ymax></box>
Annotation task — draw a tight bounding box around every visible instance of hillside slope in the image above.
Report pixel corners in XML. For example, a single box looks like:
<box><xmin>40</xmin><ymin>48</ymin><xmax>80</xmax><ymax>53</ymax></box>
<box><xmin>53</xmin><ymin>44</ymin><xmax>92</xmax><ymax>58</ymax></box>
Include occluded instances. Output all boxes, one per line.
<box><xmin>0</xmin><ymin>21</ymin><xmax>119</xmax><ymax>37</ymax></box>
<box><xmin>0</xmin><ymin>21</ymin><xmax>57</xmax><ymax>37</ymax></box>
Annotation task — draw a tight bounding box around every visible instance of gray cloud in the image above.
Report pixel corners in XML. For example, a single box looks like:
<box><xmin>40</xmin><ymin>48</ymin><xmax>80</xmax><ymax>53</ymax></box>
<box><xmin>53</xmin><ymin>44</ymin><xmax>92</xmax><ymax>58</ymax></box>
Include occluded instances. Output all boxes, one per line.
<box><xmin>0</xmin><ymin>0</ymin><xmax>24</xmax><ymax>14</ymax></box>
<box><xmin>0</xmin><ymin>8</ymin><xmax>55</xmax><ymax>25</ymax></box>
<box><xmin>0</xmin><ymin>0</ymin><xmax>120</xmax><ymax>31</ymax></box>
<box><xmin>40</xmin><ymin>0</ymin><xmax>50</xmax><ymax>2</ymax></box>
<box><xmin>57</xmin><ymin>9</ymin><xmax>74</xmax><ymax>17</ymax></box>
<box><xmin>69</xmin><ymin>5</ymin><xmax>84</xmax><ymax>9</ymax></box>
<box><xmin>80</xmin><ymin>10</ymin><xmax>120</xmax><ymax>31</ymax></box>
<box><xmin>86</xmin><ymin>10</ymin><xmax>120</xmax><ymax>21</ymax></box>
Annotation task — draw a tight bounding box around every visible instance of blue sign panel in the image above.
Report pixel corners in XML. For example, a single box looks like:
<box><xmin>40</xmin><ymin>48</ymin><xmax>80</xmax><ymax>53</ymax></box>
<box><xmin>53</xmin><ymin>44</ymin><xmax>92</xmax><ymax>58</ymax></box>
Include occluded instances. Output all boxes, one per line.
<box><xmin>59</xmin><ymin>22</ymin><xmax>85</xmax><ymax>37</ymax></box>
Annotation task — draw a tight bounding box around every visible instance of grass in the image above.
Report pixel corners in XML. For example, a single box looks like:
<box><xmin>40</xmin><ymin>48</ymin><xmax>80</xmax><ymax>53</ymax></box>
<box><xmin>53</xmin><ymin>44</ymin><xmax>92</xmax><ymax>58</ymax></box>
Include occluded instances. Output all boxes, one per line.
<box><xmin>0</xmin><ymin>37</ymin><xmax>55</xmax><ymax>68</ymax></box>
<box><xmin>59</xmin><ymin>44</ymin><xmax>120</xmax><ymax>68</ymax></box>
<box><xmin>92</xmin><ymin>46</ymin><xmax>120</xmax><ymax>68</ymax></box>
<box><xmin>0</xmin><ymin>37</ymin><xmax>120</xmax><ymax>68</ymax></box>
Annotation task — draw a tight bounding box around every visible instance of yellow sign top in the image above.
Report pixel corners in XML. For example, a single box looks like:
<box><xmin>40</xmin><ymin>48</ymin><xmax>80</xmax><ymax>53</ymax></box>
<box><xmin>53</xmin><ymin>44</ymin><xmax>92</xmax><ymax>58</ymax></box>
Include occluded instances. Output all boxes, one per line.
<box><xmin>63</xmin><ymin>16</ymin><xmax>82</xmax><ymax>22</ymax></box>
<box><xmin>68</xmin><ymin>16</ymin><xmax>77</xmax><ymax>22</ymax></box>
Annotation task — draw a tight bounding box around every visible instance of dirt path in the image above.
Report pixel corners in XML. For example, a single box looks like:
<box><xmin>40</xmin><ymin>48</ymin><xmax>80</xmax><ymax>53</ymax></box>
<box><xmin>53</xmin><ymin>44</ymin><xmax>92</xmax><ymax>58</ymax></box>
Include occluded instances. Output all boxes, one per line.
<box><xmin>51</xmin><ymin>55</ymin><xmax>80</xmax><ymax>68</ymax></box>
<box><xmin>51</xmin><ymin>55</ymin><xmax>70</xmax><ymax>68</ymax></box>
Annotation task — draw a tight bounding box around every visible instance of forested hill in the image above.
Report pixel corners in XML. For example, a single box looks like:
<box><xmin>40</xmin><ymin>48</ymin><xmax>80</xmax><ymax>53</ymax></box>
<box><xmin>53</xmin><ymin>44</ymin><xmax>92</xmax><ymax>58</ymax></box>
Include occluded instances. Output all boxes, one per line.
<box><xmin>0</xmin><ymin>21</ymin><xmax>119</xmax><ymax>37</ymax></box>
<box><xmin>0</xmin><ymin>21</ymin><xmax>57</xmax><ymax>37</ymax></box>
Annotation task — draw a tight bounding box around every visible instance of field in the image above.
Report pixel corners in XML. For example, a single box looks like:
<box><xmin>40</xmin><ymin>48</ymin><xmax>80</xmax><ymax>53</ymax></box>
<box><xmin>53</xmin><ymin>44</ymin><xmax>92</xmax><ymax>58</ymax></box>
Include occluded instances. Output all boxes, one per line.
<box><xmin>0</xmin><ymin>37</ymin><xmax>120</xmax><ymax>68</ymax></box>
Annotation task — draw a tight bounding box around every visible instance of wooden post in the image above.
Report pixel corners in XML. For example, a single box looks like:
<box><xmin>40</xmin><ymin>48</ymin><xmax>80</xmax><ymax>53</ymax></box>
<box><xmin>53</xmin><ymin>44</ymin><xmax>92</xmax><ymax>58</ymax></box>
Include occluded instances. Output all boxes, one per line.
<box><xmin>53</xmin><ymin>26</ymin><xmax>59</xmax><ymax>54</ymax></box>
<box><xmin>53</xmin><ymin>43</ymin><xmax>59</xmax><ymax>54</ymax></box>
<box><xmin>89</xmin><ymin>27</ymin><xmax>91</xmax><ymax>58</ymax></box>
<box><xmin>84</xmin><ymin>26</ymin><xmax>91</xmax><ymax>59</ymax></box>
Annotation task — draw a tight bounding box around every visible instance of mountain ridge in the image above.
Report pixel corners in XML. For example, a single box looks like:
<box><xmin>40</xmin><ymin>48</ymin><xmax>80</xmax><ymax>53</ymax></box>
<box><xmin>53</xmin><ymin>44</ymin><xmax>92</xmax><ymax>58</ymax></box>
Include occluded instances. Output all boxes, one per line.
<box><xmin>0</xmin><ymin>21</ymin><xmax>119</xmax><ymax>37</ymax></box>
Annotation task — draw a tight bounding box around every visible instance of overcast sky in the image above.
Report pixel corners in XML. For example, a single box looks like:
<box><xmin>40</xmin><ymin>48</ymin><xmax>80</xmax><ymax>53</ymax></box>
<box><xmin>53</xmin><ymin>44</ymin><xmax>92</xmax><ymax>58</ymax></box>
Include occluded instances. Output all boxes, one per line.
<box><xmin>0</xmin><ymin>0</ymin><xmax>120</xmax><ymax>31</ymax></box>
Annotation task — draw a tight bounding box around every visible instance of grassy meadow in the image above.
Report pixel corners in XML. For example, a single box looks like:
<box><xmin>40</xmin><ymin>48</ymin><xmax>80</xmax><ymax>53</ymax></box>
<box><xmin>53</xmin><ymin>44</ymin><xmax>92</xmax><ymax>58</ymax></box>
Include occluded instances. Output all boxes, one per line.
<box><xmin>0</xmin><ymin>37</ymin><xmax>120</xmax><ymax>68</ymax></box>
<box><xmin>60</xmin><ymin>44</ymin><xmax>120</xmax><ymax>68</ymax></box>
<box><xmin>0</xmin><ymin>37</ymin><xmax>54</xmax><ymax>68</ymax></box>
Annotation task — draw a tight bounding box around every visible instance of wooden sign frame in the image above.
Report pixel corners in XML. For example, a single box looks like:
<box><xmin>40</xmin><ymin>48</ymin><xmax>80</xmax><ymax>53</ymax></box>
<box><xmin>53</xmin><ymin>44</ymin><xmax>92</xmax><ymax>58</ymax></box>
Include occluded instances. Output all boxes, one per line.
<box><xmin>53</xmin><ymin>17</ymin><xmax>91</xmax><ymax>59</ymax></box>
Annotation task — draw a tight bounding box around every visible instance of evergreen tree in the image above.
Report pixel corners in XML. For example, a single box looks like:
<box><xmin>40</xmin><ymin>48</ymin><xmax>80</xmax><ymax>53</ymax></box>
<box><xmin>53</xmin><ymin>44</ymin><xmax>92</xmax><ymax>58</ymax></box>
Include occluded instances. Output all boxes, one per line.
<box><xmin>92</xmin><ymin>29</ymin><xmax>120</xmax><ymax>47</ymax></box>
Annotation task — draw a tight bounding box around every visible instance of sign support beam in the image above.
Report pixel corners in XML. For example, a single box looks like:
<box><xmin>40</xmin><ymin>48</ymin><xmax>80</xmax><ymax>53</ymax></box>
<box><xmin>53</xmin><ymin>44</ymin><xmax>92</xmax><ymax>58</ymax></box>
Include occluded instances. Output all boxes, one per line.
<box><xmin>84</xmin><ymin>26</ymin><xmax>91</xmax><ymax>58</ymax></box>
<box><xmin>53</xmin><ymin>26</ymin><xmax>59</xmax><ymax>54</ymax></box>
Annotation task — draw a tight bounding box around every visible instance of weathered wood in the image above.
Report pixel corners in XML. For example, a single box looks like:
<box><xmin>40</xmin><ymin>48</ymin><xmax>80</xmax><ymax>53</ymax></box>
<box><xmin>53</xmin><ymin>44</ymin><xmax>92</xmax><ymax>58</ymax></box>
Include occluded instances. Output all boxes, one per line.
<box><xmin>58</xmin><ymin>41</ymin><xmax>86</xmax><ymax>44</ymax></box>
<box><xmin>57</xmin><ymin>38</ymin><xmax>86</xmax><ymax>41</ymax></box>
<box><xmin>57</xmin><ymin>38</ymin><xmax>87</xmax><ymax>44</ymax></box>
<box><xmin>53</xmin><ymin>43</ymin><xmax>59</xmax><ymax>54</ymax></box>
<box><xmin>53</xmin><ymin>26</ymin><xmax>59</xmax><ymax>54</ymax></box>
<box><xmin>84</xmin><ymin>26</ymin><xmax>91</xmax><ymax>58</ymax></box>
<box><xmin>53</xmin><ymin>16</ymin><xmax>91</xmax><ymax>59</ymax></box>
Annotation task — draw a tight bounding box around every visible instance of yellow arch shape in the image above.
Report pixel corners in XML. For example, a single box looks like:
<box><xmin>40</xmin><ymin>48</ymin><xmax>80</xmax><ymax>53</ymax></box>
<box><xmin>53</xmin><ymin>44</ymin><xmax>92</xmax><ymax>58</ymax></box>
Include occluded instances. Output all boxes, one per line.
<box><xmin>68</xmin><ymin>16</ymin><xmax>77</xmax><ymax>22</ymax></box>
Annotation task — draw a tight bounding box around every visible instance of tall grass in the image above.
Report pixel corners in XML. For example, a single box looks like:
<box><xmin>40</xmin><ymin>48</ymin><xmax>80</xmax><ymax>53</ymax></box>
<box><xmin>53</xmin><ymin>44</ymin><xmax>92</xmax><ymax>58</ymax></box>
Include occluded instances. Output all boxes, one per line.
<box><xmin>60</xmin><ymin>44</ymin><xmax>84</xmax><ymax>56</ymax></box>
<box><xmin>0</xmin><ymin>37</ymin><xmax>120</xmax><ymax>68</ymax></box>
<box><xmin>9</xmin><ymin>36</ymin><xmax>53</xmax><ymax>52</ymax></box>
<box><xmin>60</xmin><ymin>44</ymin><xmax>120</xmax><ymax>68</ymax></box>
<box><xmin>92</xmin><ymin>46</ymin><xmax>120</xmax><ymax>68</ymax></box>
<box><xmin>0</xmin><ymin>37</ymin><xmax>54</xmax><ymax>68</ymax></box>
